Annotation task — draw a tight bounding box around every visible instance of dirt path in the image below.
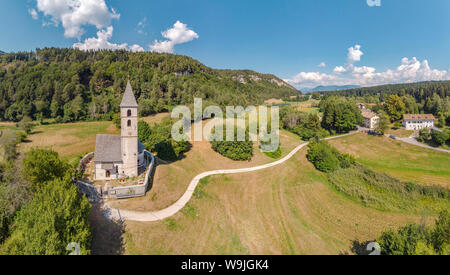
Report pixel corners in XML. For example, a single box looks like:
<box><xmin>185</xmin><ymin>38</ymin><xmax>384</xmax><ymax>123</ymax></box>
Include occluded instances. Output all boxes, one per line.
<box><xmin>104</xmin><ymin>132</ymin><xmax>357</xmax><ymax>222</ymax></box>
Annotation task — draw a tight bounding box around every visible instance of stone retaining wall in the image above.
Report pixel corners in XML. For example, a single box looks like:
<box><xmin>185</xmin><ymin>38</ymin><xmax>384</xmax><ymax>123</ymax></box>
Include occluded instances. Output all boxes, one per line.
<box><xmin>75</xmin><ymin>151</ymin><xmax>155</xmax><ymax>200</ymax></box>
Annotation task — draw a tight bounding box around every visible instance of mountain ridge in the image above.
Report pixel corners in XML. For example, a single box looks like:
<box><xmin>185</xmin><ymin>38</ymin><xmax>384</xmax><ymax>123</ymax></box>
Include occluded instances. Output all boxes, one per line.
<box><xmin>302</xmin><ymin>85</ymin><xmax>361</xmax><ymax>93</ymax></box>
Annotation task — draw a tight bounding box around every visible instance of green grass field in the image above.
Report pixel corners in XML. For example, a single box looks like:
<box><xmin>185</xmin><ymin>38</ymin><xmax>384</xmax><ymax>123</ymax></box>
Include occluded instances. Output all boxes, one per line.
<box><xmin>122</xmin><ymin>147</ymin><xmax>421</xmax><ymax>255</ymax></box>
<box><xmin>16</xmin><ymin>113</ymin><xmax>169</xmax><ymax>163</ymax></box>
<box><xmin>329</xmin><ymin>133</ymin><xmax>450</xmax><ymax>186</ymax></box>
<box><xmin>286</xmin><ymin>99</ymin><xmax>322</xmax><ymax>116</ymax></box>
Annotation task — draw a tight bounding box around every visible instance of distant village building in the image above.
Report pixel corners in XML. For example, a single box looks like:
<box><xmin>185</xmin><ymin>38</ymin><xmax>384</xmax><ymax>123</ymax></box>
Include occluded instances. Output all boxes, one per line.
<box><xmin>361</xmin><ymin>109</ymin><xmax>380</xmax><ymax>130</ymax></box>
<box><xmin>94</xmin><ymin>81</ymin><xmax>146</xmax><ymax>180</ymax></box>
<box><xmin>357</xmin><ymin>103</ymin><xmax>376</xmax><ymax>110</ymax></box>
<box><xmin>403</xmin><ymin>114</ymin><xmax>435</xmax><ymax>131</ymax></box>
<box><xmin>357</xmin><ymin>103</ymin><xmax>379</xmax><ymax>129</ymax></box>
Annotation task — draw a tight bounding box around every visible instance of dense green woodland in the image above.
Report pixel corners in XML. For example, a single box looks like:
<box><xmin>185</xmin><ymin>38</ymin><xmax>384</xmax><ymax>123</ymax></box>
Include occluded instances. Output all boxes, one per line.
<box><xmin>320</xmin><ymin>81</ymin><xmax>449</xmax><ymax>100</ymax></box>
<box><xmin>319</xmin><ymin>81</ymin><xmax>450</xmax><ymax>119</ymax></box>
<box><xmin>0</xmin><ymin>48</ymin><xmax>297</xmax><ymax>122</ymax></box>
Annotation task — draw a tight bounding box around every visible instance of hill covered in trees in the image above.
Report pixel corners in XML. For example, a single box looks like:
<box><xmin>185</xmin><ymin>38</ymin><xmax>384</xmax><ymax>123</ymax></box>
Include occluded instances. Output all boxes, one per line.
<box><xmin>0</xmin><ymin>48</ymin><xmax>298</xmax><ymax>122</ymax></box>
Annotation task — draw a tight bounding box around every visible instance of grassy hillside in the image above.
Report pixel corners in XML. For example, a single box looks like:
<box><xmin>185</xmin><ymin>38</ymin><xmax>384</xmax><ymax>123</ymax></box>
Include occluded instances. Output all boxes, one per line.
<box><xmin>0</xmin><ymin>48</ymin><xmax>298</xmax><ymax>123</ymax></box>
<box><xmin>329</xmin><ymin>133</ymin><xmax>450</xmax><ymax>186</ymax></box>
<box><xmin>122</xmin><ymin>147</ymin><xmax>421</xmax><ymax>255</ymax></box>
<box><xmin>15</xmin><ymin>113</ymin><xmax>168</xmax><ymax>163</ymax></box>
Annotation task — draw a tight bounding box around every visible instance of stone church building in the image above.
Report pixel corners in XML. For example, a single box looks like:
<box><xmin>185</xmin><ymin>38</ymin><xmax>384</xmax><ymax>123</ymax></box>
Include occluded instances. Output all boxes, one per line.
<box><xmin>94</xmin><ymin>81</ymin><xmax>146</xmax><ymax>180</ymax></box>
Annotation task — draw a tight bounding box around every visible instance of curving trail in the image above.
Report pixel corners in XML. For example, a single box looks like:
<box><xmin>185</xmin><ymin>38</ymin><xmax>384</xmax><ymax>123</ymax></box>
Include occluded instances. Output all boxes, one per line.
<box><xmin>105</xmin><ymin>132</ymin><xmax>357</xmax><ymax>222</ymax></box>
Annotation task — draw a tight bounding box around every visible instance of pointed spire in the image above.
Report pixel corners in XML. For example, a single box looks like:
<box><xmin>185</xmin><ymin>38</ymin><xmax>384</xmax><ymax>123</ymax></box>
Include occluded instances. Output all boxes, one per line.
<box><xmin>120</xmin><ymin>80</ymin><xmax>138</xmax><ymax>108</ymax></box>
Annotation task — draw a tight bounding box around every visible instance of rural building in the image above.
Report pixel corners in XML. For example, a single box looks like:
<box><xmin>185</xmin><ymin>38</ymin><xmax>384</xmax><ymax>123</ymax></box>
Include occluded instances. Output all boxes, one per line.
<box><xmin>357</xmin><ymin>103</ymin><xmax>376</xmax><ymax>110</ymax></box>
<box><xmin>403</xmin><ymin>114</ymin><xmax>435</xmax><ymax>130</ymax></box>
<box><xmin>94</xmin><ymin>81</ymin><xmax>146</xmax><ymax>180</ymax></box>
<box><xmin>361</xmin><ymin>109</ymin><xmax>379</xmax><ymax>130</ymax></box>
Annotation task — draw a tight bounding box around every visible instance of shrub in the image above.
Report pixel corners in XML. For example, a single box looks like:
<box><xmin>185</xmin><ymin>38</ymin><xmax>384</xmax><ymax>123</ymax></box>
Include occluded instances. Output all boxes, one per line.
<box><xmin>328</xmin><ymin>165</ymin><xmax>449</xmax><ymax>213</ymax></box>
<box><xmin>417</xmin><ymin>128</ymin><xmax>431</xmax><ymax>142</ymax></box>
<box><xmin>431</xmin><ymin>130</ymin><xmax>449</xmax><ymax>146</ymax></box>
<box><xmin>22</xmin><ymin>148</ymin><xmax>70</xmax><ymax>189</ymax></box>
<box><xmin>16</xmin><ymin>116</ymin><xmax>34</xmax><ymax>134</ymax></box>
<box><xmin>306</xmin><ymin>140</ymin><xmax>355</xmax><ymax>173</ymax></box>
<box><xmin>210</xmin><ymin>126</ymin><xmax>253</xmax><ymax>161</ymax></box>
<box><xmin>377</xmin><ymin>210</ymin><xmax>449</xmax><ymax>255</ymax></box>
<box><xmin>143</xmin><ymin>119</ymin><xmax>190</xmax><ymax>161</ymax></box>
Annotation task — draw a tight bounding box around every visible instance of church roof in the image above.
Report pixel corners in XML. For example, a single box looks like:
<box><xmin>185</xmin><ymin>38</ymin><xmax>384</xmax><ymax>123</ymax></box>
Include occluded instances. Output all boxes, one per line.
<box><xmin>94</xmin><ymin>134</ymin><xmax>122</xmax><ymax>163</ymax></box>
<box><xmin>120</xmin><ymin>81</ymin><xmax>138</xmax><ymax>108</ymax></box>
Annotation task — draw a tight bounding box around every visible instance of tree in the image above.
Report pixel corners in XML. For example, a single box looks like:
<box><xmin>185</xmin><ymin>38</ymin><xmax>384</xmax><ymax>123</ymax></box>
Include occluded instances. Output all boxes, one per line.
<box><xmin>377</xmin><ymin>210</ymin><xmax>449</xmax><ymax>255</ymax></box>
<box><xmin>431</xmin><ymin>130</ymin><xmax>449</xmax><ymax>146</ymax></box>
<box><xmin>375</xmin><ymin>110</ymin><xmax>390</xmax><ymax>135</ymax></box>
<box><xmin>385</xmin><ymin>95</ymin><xmax>406</xmax><ymax>122</ymax></box>
<box><xmin>22</xmin><ymin>148</ymin><xmax>70</xmax><ymax>189</ymax></box>
<box><xmin>417</xmin><ymin>128</ymin><xmax>431</xmax><ymax>143</ymax></box>
<box><xmin>0</xmin><ymin>178</ymin><xmax>91</xmax><ymax>255</ymax></box>
<box><xmin>112</xmin><ymin>113</ymin><xmax>121</xmax><ymax>129</ymax></box>
<box><xmin>320</xmin><ymin>97</ymin><xmax>362</xmax><ymax>134</ymax></box>
<box><xmin>138</xmin><ymin>120</ymin><xmax>152</xmax><ymax>143</ymax></box>
<box><xmin>17</xmin><ymin>116</ymin><xmax>34</xmax><ymax>134</ymax></box>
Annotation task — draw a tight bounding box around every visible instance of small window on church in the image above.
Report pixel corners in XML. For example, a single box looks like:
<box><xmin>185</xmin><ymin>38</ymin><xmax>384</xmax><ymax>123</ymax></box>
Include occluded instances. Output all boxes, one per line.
<box><xmin>127</xmin><ymin>120</ymin><xmax>131</xmax><ymax>127</ymax></box>
<box><xmin>127</xmin><ymin>109</ymin><xmax>132</xmax><ymax>117</ymax></box>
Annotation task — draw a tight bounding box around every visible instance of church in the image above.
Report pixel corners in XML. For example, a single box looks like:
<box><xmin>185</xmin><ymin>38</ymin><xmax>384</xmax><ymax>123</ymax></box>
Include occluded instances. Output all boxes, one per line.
<box><xmin>94</xmin><ymin>81</ymin><xmax>146</xmax><ymax>180</ymax></box>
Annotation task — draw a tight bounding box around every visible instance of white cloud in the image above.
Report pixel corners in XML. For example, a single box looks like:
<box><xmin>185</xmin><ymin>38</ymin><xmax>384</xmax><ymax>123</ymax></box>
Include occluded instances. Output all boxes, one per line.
<box><xmin>137</xmin><ymin>17</ymin><xmax>147</xmax><ymax>35</ymax></box>
<box><xmin>29</xmin><ymin>8</ymin><xmax>39</xmax><ymax>20</ymax></box>
<box><xmin>318</xmin><ymin>62</ymin><xmax>326</xmax><ymax>68</ymax></box>
<box><xmin>34</xmin><ymin>0</ymin><xmax>120</xmax><ymax>38</ymax></box>
<box><xmin>286</xmin><ymin>43</ymin><xmax>450</xmax><ymax>90</ymax></box>
<box><xmin>333</xmin><ymin>66</ymin><xmax>347</xmax><ymax>74</ymax></box>
<box><xmin>348</xmin><ymin>44</ymin><xmax>363</xmax><ymax>63</ymax></box>
<box><xmin>73</xmin><ymin>26</ymin><xmax>144</xmax><ymax>52</ymax></box>
<box><xmin>366</xmin><ymin>0</ymin><xmax>381</xmax><ymax>7</ymax></box>
<box><xmin>286</xmin><ymin>57</ymin><xmax>450</xmax><ymax>90</ymax></box>
<box><xmin>150</xmin><ymin>21</ymin><xmax>199</xmax><ymax>53</ymax></box>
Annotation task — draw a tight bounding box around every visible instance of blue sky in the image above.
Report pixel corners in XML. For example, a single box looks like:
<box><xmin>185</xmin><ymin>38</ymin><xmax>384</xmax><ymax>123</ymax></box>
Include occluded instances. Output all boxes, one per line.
<box><xmin>1</xmin><ymin>0</ymin><xmax>449</xmax><ymax>89</ymax></box>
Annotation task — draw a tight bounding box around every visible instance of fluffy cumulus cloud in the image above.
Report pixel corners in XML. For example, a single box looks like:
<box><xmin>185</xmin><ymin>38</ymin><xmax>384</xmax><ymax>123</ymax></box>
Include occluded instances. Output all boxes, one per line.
<box><xmin>35</xmin><ymin>0</ymin><xmax>120</xmax><ymax>38</ymax></box>
<box><xmin>347</xmin><ymin>44</ymin><xmax>363</xmax><ymax>63</ymax></box>
<box><xmin>30</xmin><ymin>1</ymin><xmax>198</xmax><ymax>53</ymax></box>
<box><xmin>73</xmin><ymin>26</ymin><xmax>144</xmax><ymax>52</ymax></box>
<box><xmin>150</xmin><ymin>21</ymin><xmax>199</xmax><ymax>53</ymax></box>
<box><xmin>285</xmin><ymin>45</ymin><xmax>450</xmax><ymax>90</ymax></box>
<box><xmin>318</xmin><ymin>62</ymin><xmax>326</xmax><ymax>68</ymax></box>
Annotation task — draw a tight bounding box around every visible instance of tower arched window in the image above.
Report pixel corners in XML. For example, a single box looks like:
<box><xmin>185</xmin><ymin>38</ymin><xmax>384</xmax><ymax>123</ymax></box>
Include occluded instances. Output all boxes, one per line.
<box><xmin>127</xmin><ymin>109</ymin><xmax>132</xmax><ymax>117</ymax></box>
<box><xmin>127</xmin><ymin>120</ymin><xmax>131</xmax><ymax>127</ymax></box>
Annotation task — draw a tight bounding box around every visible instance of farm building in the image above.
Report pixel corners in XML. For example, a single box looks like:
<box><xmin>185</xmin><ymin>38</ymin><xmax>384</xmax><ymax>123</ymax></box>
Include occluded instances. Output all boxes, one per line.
<box><xmin>403</xmin><ymin>114</ymin><xmax>435</xmax><ymax>130</ymax></box>
<box><xmin>361</xmin><ymin>109</ymin><xmax>379</xmax><ymax>130</ymax></box>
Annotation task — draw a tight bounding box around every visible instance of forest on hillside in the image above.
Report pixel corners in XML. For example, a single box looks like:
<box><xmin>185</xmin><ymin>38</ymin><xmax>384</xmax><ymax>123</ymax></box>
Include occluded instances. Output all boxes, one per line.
<box><xmin>0</xmin><ymin>48</ymin><xmax>297</xmax><ymax>122</ymax></box>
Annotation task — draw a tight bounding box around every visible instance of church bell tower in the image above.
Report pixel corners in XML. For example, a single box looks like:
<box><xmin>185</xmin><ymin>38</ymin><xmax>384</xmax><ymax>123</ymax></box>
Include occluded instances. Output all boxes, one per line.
<box><xmin>120</xmin><ymin>81</ymin><xmax>139</xmax><ymax>178</ymax></box>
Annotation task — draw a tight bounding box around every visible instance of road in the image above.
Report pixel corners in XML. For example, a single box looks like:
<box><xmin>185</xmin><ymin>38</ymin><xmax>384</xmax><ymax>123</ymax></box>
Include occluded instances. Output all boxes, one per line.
<box><xmin>104</xmin><ymin>132</ymin><xmax>357</xmax><ymax>222</ymax></box>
